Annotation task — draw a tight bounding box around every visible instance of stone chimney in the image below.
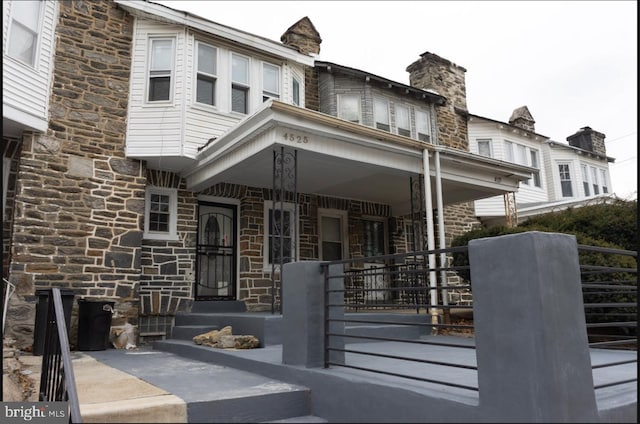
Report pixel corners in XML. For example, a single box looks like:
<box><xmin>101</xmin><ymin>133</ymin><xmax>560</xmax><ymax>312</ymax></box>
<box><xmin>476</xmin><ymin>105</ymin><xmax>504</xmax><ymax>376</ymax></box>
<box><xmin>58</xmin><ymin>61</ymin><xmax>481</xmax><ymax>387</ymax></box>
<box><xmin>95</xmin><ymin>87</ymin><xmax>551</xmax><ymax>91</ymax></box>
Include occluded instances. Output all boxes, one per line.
<box><xmin>406</xmin><ymin>51</ymin><xmax>468</xmax><ymax>150</ymax></box>
<box><xmin>566</xmin><ymin>126</ymin><xmax>607</xmax><ymax>156</ymax></box>
<box><xmin>508</xmin><ymin>106</ymin><xmax>535</xmax><ymax>132</ymax></box>
<box><xmin>280</xmin><ymin>17</ymin><xmax>322</xmax><ymax>56</ymax></box>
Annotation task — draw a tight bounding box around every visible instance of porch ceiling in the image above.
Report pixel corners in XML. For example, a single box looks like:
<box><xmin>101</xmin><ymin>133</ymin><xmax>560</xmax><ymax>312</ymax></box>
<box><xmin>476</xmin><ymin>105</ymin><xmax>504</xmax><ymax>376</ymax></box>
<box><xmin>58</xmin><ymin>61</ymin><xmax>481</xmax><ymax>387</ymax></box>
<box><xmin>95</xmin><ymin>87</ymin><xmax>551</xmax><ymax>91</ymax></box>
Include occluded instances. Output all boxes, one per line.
<box><xmin>184</xmin><ymin>101</ymin><xmax>534</xmax><ymax>215</ymax></box>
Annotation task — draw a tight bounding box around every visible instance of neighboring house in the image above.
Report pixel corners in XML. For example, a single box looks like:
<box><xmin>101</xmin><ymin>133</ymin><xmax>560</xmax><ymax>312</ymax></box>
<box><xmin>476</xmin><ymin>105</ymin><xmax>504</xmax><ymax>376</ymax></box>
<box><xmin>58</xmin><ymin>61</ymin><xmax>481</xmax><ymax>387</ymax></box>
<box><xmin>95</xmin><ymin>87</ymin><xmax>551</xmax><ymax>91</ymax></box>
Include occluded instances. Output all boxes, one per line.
<box><xmin>468</xmin><ymin>106</ymin><xmax>616</xmax><ymax>227</ymax></box>
<box><xmin>2</xmin><ymin>0</ymin><xmax>531</xmax><ymax>348</ymax></box>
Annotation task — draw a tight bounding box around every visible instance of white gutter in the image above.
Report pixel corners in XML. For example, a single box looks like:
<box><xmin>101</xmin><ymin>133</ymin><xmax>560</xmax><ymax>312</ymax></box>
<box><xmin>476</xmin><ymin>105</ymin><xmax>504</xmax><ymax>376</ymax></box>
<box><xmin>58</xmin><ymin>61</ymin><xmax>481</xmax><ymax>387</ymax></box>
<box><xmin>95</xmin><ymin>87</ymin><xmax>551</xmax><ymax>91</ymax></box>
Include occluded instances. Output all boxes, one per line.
<box><xmin>422</xmin><ymin>150</ymin><xmax>439</xmax><ymax>330</ymax></box>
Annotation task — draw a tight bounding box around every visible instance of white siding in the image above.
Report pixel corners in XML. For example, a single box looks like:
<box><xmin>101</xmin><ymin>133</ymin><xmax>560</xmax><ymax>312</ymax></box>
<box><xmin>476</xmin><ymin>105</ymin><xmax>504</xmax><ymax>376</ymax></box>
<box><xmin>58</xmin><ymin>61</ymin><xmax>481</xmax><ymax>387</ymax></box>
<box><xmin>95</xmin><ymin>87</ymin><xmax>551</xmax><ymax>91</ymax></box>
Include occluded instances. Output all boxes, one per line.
<box><xmin>2</xmin><ymin>0</ymin><xmax>57</xmax><ymax>132</ymax></box>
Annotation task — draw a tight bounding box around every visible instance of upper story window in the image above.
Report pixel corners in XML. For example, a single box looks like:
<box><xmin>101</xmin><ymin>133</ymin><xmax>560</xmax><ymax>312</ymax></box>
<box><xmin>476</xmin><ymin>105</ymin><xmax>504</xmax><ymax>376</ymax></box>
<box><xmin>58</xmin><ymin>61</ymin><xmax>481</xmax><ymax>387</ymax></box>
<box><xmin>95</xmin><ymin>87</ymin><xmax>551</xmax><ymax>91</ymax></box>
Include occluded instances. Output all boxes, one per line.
<box><xmin>558</xmin><ymin>163</ymin><xmax>574</xmax><ymax>198</ymax></box>
<box><xmin>504</xmin><ymin>141</ymin><xmax>541</xmax><ymax>188</ymax></box>
<box><xmin>148</xmin><ymin>38</ymin><xmax>174</xmax><ymax>102</ymax></box>
<box><xmin>337</xmin><ymin>94</ymin><xmax>361</xmax><ymax>123</ymax></box>
<box><xmin>7</xmin><ymin>0</ymin><xmax>42</xmax><ymax>67</ymax></box>
<box><xmin>581</xmin><ymin>164</ymin><xmax>591</xmax><ymax>196</ymax></box>
<box><xmin>262</xmin><ymin>63</ymin><xmax>280</xmax><ymax>102</ymax></box>
<box><xmin>292</xmin><ymin>76</ymin><xmax>301</xmax><ymax>106</ymax></box>
<box><xmin>477</xmin><ymin>139</ymin><xmax>493</xmax><ymax>157</ymax></box>
<box><xmin>144</xmin><ymin>186</ymin><xmax>179</xmax><ymax>240</ymax></box>
<box><xmin>196</xmin><ymin>42</ymin><xmax>217</xmax><ymax>106</ymax></box>
<box><xmin>591</xmin><ymin>166</ymin><xmax>600</xmax><ymax>195</ymax></box>
<box><xmin>529</xmin><ymin>149</ymin><xmax>541</xmax><ymax>188</ymax></box>
<box><xmin>600</xmin><ymin>169</ymin><xmax>609</xmax><ymax>194</ymax></box>
<box><xmin>415</xmin><ymin>110</ymin><xmax>431</xmax><ymax>143</ymax></box>
<box><xmin>374</xmin><ymin>97</ymin><xmax>390</xmax><ymax>131</ymax></box>
<box><xmin>231</xmin><ymin>53</ymin><xmax>250</xmax><ymax>114</ymax></box>
<box><xmin>504</xmin><ymin>141</ymin><xmax>514</xmax><ymax>162</ymax></box>
<box><xmin>395</xmin><ymin>105</ymin><xmax>411</xmax><ymax>137</ymax></box>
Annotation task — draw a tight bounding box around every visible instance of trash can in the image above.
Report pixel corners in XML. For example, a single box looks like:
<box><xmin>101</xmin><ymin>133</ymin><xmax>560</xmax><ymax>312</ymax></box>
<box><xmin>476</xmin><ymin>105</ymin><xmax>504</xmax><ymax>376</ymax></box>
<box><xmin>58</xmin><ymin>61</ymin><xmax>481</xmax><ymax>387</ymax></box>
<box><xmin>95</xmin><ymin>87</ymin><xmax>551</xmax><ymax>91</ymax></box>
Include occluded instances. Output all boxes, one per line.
<box><xmin>33</xmin><ymin>289</ymin><xmax>75</xmax><ymax>356</ymax></box>
<box><xmin>77</xmin><ymin>299</ymin><xmax>115</xmax><ymax>351</ymax></box>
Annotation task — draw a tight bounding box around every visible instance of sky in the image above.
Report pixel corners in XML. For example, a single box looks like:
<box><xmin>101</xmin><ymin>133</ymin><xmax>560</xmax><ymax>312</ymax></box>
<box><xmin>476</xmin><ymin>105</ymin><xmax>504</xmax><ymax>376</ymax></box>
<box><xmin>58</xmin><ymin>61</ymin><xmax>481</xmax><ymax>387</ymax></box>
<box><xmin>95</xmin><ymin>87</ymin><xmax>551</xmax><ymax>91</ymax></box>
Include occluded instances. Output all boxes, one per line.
<box><xmin>155</xmin><ymin>0</ymin><xmax>637</xmax><ymax>200</ymax></box>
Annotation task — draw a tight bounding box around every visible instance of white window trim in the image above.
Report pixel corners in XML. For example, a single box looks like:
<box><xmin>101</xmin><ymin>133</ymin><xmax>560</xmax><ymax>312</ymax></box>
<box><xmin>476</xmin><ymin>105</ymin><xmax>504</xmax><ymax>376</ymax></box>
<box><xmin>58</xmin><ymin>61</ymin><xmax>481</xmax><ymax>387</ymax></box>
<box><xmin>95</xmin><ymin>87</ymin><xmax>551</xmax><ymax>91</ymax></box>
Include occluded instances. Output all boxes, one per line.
<box><xmin>263</xmin><ymin>200</ymin><xmax>299</xmax><ymax>271</ymax></box>
<box><xmin>144</xmin><ymin>186</ymin><xmax>179</xmax><ymax>241</ymax></box>
<box><xmin>557</xmin><ymin>162</ymin><xmax>575</xmax><ymax>198</ymax></box>
<box><xmin>146</xmin><ymin>37</ymin><xmax>175</xmax><ymax>104</ymax></box>
<box><xmin>6</xmin><ymin>0</ymin><xmax>43</xmax><ymax>68</ymax></box>
<box><xmin>504</xmin><ymin>140</ymin><xmax>514</xmax><ymax>162</ymax></box>
<box><xmin>600</xmin><ymin>169</ymin><xmax>609</xmax><ymax>193</ymax></box>
<box><xmin>415</xmin><ymin>109</ymin><xmax>432</xmax><ymax>143</ymax></box>
<box><xmin>337</xmin><ymin>93</ymin><xmax>361</xmax><ymax>123</ymax></box>
<box><xmin>262</xmin><ymin>62</ymin><xmax>281</xmax><ymax>101</ymax></box>
<box><xmin>476</xmin><ymin>139</ymin><xmax>493</xmax><ymax>157</ymax></box>
<box><xmin>373</xmin><ymin>97</ymin><xmax>390</xmax><ymax>131</ymax></box>
<box><xmin>395</xmin><ymin>104</ymin><xmax>411</xmax><ymax>137</ymax></box>
<box><xmin>318</xmin><ymin>208</ymin><xmax>349</xmax><ymax>261</ymax></box>
<box><xmin>194</xmin><ymin>41</ymin><xmax>218</xmax><ymax>108</ymax></box>
<box><xmin>231</xmin><ymin>52</ymin><xmax>251</xmax><ymax>115</ymax></box>
<box><xmin>291</xmin><ymin>73</ymin><xmax>302</xmax><ymax>106</ymax></box>
<box><xmin>581</xmin><ymin>163</ymin><xmax>591</xmax><ymax>197</ymax></box>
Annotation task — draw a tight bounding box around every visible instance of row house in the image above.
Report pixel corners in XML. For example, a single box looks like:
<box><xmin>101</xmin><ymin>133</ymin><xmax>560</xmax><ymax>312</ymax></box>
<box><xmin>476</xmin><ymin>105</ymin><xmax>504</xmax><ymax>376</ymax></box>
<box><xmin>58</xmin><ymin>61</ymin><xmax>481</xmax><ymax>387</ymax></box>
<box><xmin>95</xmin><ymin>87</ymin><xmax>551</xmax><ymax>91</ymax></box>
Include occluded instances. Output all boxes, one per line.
<box><xmin>468</xmin><ymin>106</ymin><xmax>615</xmax><ymax>227</ymax></box>
<box><xmin>2</xmin><ymin>0</ymin><xmax>531</xmax><ymax>348</ymax></box>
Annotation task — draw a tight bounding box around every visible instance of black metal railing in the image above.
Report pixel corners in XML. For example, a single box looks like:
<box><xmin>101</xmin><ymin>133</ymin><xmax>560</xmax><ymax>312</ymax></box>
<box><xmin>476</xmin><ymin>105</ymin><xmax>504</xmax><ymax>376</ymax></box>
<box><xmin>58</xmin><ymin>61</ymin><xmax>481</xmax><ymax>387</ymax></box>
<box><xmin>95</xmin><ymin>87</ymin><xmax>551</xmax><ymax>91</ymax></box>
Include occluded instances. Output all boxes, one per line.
<box><xmin>39</xmin><ymin>288</ymin><xmax>82</xmax><ymax>423</ymax></box>
<box><xmin>578</xmin><ymin>244</ymin><xmax>637</xmax><ymax>390</ymax></box>
<box><xmin>322</xmin><ymin>246</ymin><xmax>478</xmax><ymax>392</ymax></box>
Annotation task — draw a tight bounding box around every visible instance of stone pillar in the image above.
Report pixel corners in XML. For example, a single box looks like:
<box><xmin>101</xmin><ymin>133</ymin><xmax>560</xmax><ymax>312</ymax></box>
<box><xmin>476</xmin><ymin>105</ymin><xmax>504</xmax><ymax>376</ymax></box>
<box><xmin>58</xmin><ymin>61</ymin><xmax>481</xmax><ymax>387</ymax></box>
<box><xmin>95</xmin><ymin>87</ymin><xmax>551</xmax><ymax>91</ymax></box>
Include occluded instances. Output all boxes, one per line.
<box><xmin>281</xmin><ymin>261</ymin><xmax>344</xmax><ymax>368</ymax></box>
<box><xmin>469</xmin><ymin>231</ymin><xmax>598</xmax><ymax>422</ymax></box>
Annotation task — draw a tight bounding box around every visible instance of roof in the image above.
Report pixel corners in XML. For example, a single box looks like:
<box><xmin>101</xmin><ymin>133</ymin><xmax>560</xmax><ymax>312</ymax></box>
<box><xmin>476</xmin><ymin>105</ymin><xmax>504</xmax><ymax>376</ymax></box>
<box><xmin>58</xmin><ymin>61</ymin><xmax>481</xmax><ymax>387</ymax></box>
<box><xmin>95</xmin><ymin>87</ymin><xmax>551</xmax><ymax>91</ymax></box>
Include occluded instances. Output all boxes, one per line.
<box><xmin>315</xmin><ymin>61</ymin><xmax>446</xmax><ymax>105</ymax></box>
<box><xmin>468</xmin><ymin>113</ymin><xmax>549</xmax><ymax>139</ymax></box>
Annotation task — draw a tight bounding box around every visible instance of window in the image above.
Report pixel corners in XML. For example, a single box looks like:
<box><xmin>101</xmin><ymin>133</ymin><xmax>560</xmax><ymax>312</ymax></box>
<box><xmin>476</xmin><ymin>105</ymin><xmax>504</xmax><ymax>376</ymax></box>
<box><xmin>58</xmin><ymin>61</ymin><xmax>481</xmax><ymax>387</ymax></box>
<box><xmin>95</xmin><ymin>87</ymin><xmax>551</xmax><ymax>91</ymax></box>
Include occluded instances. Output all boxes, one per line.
<box><xmin>292</xmin><ymin>76</ymin><xmax>300</xmax><ymax>106</ymax></box>
<box><xmin>363</xmin><ymin>219</ymin><xmax>386</xmax><ymax>257</ymax></box>
<box><xmin>144</xmin><ymin>187</ymin><xmax>178</xmax><ymax>240</ymax></box>
<box><xmin>477</xmin><ymin>139</ymin><xmax>492</xmax><ymax>157</ymax></box>
<box><xmin>558</xmin><ymin>163</ymin><xmax>573</xmax><ymax>197</ymax></box>
<box><xmin>374</xmin><ymin>97</ymin><xmax>390</xmax><ymax>131</ymax></box>
<box><xmin>581</xmin><ymin>164</ymin><xmax>590</xmax><ymax>196</ymax></box>
<box><xmin>530</xmin><ymin>149</ymin><xmax>541</xmax><ymax>187</ymax></box>
<box><xmin>318</xmin><ymin>209</ymin><xmax>348</xmax><ymax>261</ymax></box>
<box><xmin>148</xmin><ymin>39</ymin><xmax>174</xmax><ymax>102</ymax></box>
<box><xmin>231</xmin><ymin>53</ymin><xmax>249</xmax><ymax>113</ymax></box>
<box><xmin>262</xmin><ymin>62</ymin><xmax>280</xmax><ymax>101</ymax></box>
<box><xmin>415</xmin><ymin>110</ymin><xmax>431</xmax><ymax>143</ymax></box>
<box><xmin>395</xmin><ymin>105</ymin><xmax>411</xmax><ymax>137</ymax></box>
<box><xmin>600</xmin><ymin>169</ymin><xmax>609</xmax><ymax>194</ymax></box>
<box><xmin>7</xmin><ymin>0</ymin><xmax>41</xmax><ymax>66</ymax></box>
<box><xmin>337</xmin><ymin>94</ymin><xmax>360</xmax><ymax>123</ymax></box>
<box><xmin>591</xmin><ymin>167</ymin><xmax>599</xmax><ymax>195</ymax></box>
<box><xmin>196</xmin><ymin>42</ymin><xmax>217</xmax><ymax>106</ymax></box>
<box><xmin>504</xmin><ymin>141</ymin><xmax>514</xmax><ymax>162</ymax></box>
<box><xmin>264</xmin><ymin>202</ymin><xmax>297</xmax><ymax>268</ymax></box>
<box><xmin>516</xmin><ymin>144</ymin><xmax>527</xmax><ymax>166</ymax></box>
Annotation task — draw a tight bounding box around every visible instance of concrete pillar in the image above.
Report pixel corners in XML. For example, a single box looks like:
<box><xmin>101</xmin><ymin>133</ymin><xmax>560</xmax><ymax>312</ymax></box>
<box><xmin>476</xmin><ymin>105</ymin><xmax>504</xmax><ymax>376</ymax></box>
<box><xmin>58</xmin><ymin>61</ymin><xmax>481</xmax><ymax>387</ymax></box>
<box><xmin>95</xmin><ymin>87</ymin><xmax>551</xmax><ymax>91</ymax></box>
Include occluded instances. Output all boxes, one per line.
<box><xmin>470</xmin><ymin>231</ymin><xmax>598</xmax><ymax>422</ymax></box>
<box><xmin>281</xmin><ymin>261</ymin><xmax>344</xmax><ymax>368</ymax></box>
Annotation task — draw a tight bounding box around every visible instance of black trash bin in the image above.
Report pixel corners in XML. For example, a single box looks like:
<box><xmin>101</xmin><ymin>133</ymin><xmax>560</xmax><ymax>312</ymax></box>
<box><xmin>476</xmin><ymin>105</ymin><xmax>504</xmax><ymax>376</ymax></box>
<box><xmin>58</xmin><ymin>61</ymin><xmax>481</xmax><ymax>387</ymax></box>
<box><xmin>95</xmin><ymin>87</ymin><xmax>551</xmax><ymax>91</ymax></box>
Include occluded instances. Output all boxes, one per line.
<box><xmin>77</xmin><ymin>299</ymin><xmax>115</xmax><ymax>351</ymax></box>
<box><xmin>33</xmin><ymin>289</ymin><xmax>75</xmax><ymax>356</ymax></box>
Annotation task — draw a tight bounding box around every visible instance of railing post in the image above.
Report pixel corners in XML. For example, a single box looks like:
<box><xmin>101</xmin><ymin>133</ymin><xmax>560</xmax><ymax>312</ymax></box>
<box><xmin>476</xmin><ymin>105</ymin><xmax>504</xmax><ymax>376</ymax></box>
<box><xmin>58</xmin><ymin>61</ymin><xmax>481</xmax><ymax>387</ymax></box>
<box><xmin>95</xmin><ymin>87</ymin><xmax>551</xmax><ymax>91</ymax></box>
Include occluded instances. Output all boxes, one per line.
<box><xmin>281</xmin><ymin>261</ymin><xmax>344</xmax><ymax>368</ymax></box>
<box><xmin>470</xmin><ymin>231</ymin><xmax>598</xmax><ymax>422</ymax></box>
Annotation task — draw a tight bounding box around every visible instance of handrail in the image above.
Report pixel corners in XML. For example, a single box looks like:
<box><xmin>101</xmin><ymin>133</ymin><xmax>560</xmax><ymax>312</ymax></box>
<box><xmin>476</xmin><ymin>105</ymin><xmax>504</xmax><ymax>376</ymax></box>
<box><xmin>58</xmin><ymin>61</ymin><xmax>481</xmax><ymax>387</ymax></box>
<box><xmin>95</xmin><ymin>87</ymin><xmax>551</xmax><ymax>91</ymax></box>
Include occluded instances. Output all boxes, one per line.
<box><xmin>39</xmin><ymin>288</ymin><xmax>82</xmax><ymax>423</ymax></box>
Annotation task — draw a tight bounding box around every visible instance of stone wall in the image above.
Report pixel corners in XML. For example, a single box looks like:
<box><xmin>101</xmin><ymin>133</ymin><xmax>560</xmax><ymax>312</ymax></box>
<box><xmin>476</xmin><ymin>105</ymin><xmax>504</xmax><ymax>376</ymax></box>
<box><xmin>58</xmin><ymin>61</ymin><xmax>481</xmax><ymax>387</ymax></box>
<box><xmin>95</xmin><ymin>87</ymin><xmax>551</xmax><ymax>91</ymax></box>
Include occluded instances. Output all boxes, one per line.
<box><xmin>5</xmin><ymin>0</ymin><xmax>139</xmax><ymax>349</ymax></box>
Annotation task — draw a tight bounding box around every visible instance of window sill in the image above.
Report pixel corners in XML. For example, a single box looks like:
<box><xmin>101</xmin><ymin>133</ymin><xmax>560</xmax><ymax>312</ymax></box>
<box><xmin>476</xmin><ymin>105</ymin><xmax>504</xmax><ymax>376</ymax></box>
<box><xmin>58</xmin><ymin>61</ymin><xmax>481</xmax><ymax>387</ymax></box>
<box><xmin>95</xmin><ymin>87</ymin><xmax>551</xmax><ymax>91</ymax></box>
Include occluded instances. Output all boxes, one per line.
<box><xmin>143</xmin><ymin>233</ymin><xmax>180</xmax><ymax>241</ymax></box>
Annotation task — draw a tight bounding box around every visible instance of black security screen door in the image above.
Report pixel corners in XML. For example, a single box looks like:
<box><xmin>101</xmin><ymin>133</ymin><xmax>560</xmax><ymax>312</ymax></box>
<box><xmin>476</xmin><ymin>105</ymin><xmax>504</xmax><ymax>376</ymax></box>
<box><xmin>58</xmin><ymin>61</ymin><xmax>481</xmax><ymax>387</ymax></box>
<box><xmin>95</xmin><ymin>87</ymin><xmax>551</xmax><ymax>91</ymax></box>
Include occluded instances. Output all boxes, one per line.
<box><xmin>196</xmin><ymin>202</ymin><xmax>237</xmax><ymax>300</ymax></box>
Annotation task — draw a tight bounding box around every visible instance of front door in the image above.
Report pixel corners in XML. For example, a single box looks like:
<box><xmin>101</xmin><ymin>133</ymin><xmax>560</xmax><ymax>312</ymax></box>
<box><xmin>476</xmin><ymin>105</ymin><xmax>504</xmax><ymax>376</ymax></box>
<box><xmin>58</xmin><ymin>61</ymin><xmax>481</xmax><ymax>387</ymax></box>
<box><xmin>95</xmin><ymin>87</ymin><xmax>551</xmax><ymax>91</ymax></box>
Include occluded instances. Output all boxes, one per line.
<box><xmin>196</xmin><ymin>202</ymin><xmax>237</xmax><ymax>300</ymax></box>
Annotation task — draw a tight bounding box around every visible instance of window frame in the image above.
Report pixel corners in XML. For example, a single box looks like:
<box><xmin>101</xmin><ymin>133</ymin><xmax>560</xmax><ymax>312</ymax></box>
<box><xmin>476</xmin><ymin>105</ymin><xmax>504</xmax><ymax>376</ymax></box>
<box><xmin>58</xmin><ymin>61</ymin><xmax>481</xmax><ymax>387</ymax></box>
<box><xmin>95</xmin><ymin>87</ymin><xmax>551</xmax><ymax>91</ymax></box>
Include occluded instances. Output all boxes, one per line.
<box><xmin>373</xmin><ymin>97</ymin><xmax>390</xmax><ymax>132</ymax></box>
<box><xmin>318</xmin><ymin>208</ymin><xmax>349</xmax><ymax>261</ymax></box>
<box><xmin>337</xmin><ymin>93</ymin><xmax>361</xmax><ymax>123</ymax></box>
<box><xmin>590</xmin><ymin>166</ymin><xmax>600</xmax><ymax>195</ymax></box>
<box><xmin>292</xmin><ymin>75</ymin><xmax>301</xmax><ymax>106</ymax></box>
<box><xmin>147</xmin><ymin>37</ymin><xmax>175</xmax><ymax>103</ymax></box>
<box><xmin>361</xmin><ymin>216</ymin><xmax>388</xmax><ymax>258</ymax></box>
<box><xmin>558</xmin><ymin>162</ymin><xmax>574</xmax><ymax>198</ymax></box>
<box><xmin>262</xmin><ymin>62</ymin><xmax>281</xmax><ymax>102</ymax></box>
<box><xmin>415</xmin><ymin>110</ymin><xmax>432</xmax><ymax>143</ymax></box>
<box><xmin>144</xmin><ymin>186</ymin><xmax>179</xmax><ymax>240</ymax></box>
<box><xmin>476</xmin><ymin>139</ymin><xmax>493</xmax><ymax>158</ymax></box>
<box><xmin>581</xmin><ymin>164</ymin><xmax>591</xmax><ymax>196</ymax></box>
<box><xmin>6</xmin><ymin>0</ymin><xmax>43</xmax><ymax>67</ymax></box>
<box><xmin>231</xmin><ymin>53</ymin><xmax>250</xmax><ymax>114</ymax></box>
<box><xmin>194</xmin><ymin>41</ymin><xmax>218</xmax><ymax>107</ymax></box>
<box><xmin>395</xmin><ymin>104</ymin><xmax>411</xmax><ymax>137</ymax></box>
<box><xmin>529</xmin><ymin>148</ymin><xmax>541</xmax><ymax>188</ymax></box>
<box><xmin>263</xmin><ymin>201</ymin><xmax>298</xmax><ymax>271</ymax></box>
<box><xmin>600</xmin><ymin>169</ymin><xmax>609</xmax><ymax>194</ymax></box>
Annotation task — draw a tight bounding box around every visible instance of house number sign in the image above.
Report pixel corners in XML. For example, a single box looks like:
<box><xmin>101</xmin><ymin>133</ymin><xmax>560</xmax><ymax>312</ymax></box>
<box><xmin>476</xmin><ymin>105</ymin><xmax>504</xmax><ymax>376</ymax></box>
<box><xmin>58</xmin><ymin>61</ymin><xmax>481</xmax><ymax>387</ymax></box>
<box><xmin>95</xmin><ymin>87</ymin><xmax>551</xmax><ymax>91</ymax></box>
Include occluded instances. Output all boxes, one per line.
<box><xmin>282</xmin><ymin>132</ymin><xmax>309</xmax><ymax>144</ymax></box>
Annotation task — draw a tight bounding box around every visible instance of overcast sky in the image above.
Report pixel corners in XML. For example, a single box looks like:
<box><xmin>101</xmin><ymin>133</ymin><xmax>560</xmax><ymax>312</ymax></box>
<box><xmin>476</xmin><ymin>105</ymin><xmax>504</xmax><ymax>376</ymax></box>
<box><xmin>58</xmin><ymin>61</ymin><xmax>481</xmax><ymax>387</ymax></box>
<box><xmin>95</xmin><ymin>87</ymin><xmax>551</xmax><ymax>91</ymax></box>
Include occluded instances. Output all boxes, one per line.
<box><xmin>155</xmin><ymin>0</ymin><xmax>637</xmax><ymax>200</ymax></box>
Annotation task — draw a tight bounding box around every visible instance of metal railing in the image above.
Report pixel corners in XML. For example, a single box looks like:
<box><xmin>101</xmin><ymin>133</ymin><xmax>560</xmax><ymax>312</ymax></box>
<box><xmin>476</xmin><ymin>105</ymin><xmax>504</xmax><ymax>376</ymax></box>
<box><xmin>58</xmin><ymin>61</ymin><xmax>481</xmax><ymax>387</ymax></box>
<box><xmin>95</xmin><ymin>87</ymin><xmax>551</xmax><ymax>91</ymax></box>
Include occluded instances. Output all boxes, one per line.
<box><xmin>578</xmin><ymin>244</ymin><xmax>637</xmax><ymax>390</ymax></box>
<box><xmin>39</xmin><ymin>288</ymin><xmax>82</xmax><ymax>423</ymax></box>
<box><xmin>322</xmin><ymin>246</ymin><xmax>478</xmax><ymax>392</ymax></box>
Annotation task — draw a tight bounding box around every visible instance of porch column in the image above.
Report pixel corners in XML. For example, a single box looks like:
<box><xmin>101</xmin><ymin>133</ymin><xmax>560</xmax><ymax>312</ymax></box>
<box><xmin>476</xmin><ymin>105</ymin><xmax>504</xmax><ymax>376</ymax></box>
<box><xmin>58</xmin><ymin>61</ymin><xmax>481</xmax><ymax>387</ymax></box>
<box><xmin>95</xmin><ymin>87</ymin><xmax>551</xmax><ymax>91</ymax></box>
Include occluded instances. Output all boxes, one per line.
<box><xmin>422</xmin><ymin>149</ymin><xmax>439</xmax><ymax>327</ymax></box>
<box><xmin>434</xmin><ymin>150</ymin><xmax>449</xmax><ymax>319</ymax></box>
<box><xmin>470</xmin><ymin>231</ymin><xmax>598</xmax><ymax>422</ymax></box>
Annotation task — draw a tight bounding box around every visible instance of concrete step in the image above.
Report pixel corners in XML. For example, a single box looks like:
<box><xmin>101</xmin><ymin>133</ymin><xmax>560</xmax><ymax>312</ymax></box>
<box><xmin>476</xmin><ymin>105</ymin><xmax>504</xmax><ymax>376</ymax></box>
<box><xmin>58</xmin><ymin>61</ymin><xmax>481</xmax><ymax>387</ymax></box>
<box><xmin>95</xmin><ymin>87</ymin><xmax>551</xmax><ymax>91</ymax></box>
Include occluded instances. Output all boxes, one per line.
<box><xmin>171</xmin><ymin>325</ymin><xmax>220</xmax><ymax>340</ymax></box>
<box><xmin>173</xmin><ymin>313</ymin><xmax>283</xmax><ymax>346</ymax></box>
<box><xmin>190</xmin><ymin>300</ymin><xmax>247</xmax><ymax>313</ymax></box>
<box><xmin>263</xmin><ymin>415</ymin><xmax>328</xmax><ymax>423</ymax></box>
<box><xmin>86</xmin><ymin>348</ymin><xmax>314</xmax><ymax>423</ymax></box>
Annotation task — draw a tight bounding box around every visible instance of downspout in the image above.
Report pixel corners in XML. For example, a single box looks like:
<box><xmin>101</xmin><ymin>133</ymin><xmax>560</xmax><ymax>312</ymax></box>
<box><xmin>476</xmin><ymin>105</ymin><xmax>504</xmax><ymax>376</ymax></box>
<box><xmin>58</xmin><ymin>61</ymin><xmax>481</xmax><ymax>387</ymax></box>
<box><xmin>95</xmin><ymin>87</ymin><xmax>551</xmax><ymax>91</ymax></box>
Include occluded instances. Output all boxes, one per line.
<box><xmin>422</xmin><ymin>149</ymin><xmax>439</xmax><ymax>331</ymax></box>
<box><xmin>434</xmin><ymin>150</ymin><xmax>449</xmax><ymax>325</ymax></box>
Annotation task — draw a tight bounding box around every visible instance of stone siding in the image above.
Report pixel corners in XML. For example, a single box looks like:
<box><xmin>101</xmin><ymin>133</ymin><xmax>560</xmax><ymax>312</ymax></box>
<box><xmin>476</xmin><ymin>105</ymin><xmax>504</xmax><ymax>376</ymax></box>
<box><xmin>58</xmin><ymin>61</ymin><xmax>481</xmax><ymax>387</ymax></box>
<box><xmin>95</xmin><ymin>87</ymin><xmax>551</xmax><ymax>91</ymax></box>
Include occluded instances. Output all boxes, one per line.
<box><xmin>5</xmin><ymin>0</ymin><xmax>138</xmax><ymax>349</ymax></box>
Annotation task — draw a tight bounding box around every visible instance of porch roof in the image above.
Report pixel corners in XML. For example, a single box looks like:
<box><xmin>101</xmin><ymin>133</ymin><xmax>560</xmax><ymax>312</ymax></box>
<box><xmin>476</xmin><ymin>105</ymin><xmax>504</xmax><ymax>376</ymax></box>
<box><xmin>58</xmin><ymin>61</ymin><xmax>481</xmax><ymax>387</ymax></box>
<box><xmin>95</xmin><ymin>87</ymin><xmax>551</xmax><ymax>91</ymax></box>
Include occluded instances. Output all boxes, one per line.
<box><xmin>185</xmin><ymin>100</ymin><xmax>534</xmax><ymax>215</ymax></box>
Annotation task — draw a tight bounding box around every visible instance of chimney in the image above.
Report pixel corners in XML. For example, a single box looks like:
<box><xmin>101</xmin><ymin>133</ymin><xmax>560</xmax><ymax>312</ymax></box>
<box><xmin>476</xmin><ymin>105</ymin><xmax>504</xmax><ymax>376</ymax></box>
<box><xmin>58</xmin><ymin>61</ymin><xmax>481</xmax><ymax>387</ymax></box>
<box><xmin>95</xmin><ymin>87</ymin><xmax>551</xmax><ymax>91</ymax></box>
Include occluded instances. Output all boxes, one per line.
<box><xmin>280</xmin><ymin>17</ymin><xmax>322</xmax><ymax>56</ymax></box>
<box><xmin>508</xmin><ymin>106</ymin><xmax>535</xmax><ymax>132</ymax></box>
<box><xmin>566</xmin><ymin>127</ymin><xmax>607</xmax><ymax>156</ymax></box>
